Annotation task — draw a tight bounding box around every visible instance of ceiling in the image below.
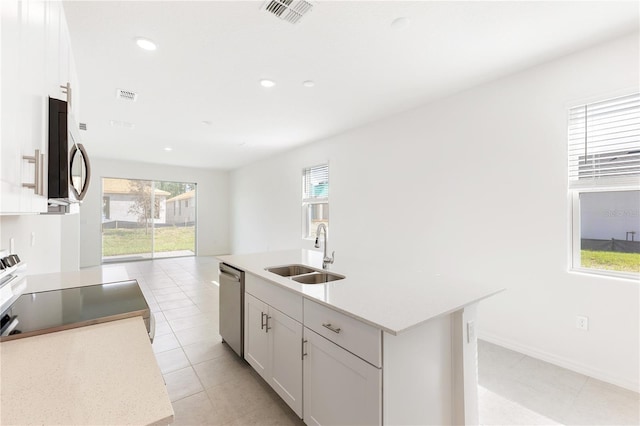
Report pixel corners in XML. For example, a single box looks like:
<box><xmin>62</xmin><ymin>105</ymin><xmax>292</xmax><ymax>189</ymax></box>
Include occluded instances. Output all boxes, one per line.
<box><xmin>63</xmin><ymin>1</ymin><xmax>639</xmax><ymax>170</ymax></box>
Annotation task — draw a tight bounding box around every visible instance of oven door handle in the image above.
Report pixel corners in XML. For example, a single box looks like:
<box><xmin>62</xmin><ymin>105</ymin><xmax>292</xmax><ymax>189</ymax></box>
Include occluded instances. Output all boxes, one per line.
<box><xmin>1</xmin><ymin>316</ymin><xmax>19</xmax><ymax>336</ymax></box>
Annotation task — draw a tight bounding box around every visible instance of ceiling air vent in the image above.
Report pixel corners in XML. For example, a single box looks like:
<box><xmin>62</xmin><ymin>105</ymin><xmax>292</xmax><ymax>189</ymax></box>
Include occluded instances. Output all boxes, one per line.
<box><xmin>79</xmin><ymin>122</ymin><xmax>87</xmax><ymax>131</ymax></box>
<box><xmin>262</xmin><ymin>0</ymin><xmax>314</xmax><ymax>24</ymax></box>
<box><xmin>110</xmin><ymin>120</ymin><xmax>136</xmax><ymax>130</ymax></box>
<box><xmin>116</xmin><ymin>88</ymin><xmax>138</xmax><ymax>102</ymax></box>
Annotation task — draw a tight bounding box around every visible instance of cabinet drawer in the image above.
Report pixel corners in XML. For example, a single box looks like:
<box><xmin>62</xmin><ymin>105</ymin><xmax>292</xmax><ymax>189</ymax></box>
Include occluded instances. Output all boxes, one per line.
<box><xmin>304</xmin><ymin>299</ymin><xmax>381</xmax><ymax>367</ymax></box>
<box><xmin>245</xmin><ymin>273</ymin><xmax>303</xmax><ymax>322</ymax></box>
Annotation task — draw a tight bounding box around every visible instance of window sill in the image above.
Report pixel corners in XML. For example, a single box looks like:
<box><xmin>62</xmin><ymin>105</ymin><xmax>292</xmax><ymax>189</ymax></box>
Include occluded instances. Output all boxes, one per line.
<box><xmin>569</xmin><ymin>267</ymin><xmax>639</xmax><ymax>282</ymax></box>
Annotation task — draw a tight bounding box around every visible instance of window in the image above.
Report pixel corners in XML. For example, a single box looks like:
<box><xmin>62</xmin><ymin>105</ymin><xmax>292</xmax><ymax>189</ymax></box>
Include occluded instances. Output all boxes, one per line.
<box><xmin>569</xmin><ymin>92</ymin><xmax>640</xmax><ymax>276</ymax></box>
<box><xmin>302</xmin><ymin>164</ymin><xmax>329</xmax><ymax>239</ymax></box>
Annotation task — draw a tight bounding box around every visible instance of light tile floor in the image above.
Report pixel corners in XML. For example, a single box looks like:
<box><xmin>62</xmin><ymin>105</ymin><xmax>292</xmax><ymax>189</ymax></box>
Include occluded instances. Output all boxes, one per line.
<box><xmin>478</xmin><ymin>340</ymin><xmax>640</xmax><ymax>425</ymax></box>
<box><xmin>111</xmin><ymin>256</ymin><xmax>639</xmax><ymax>425</ymax></box>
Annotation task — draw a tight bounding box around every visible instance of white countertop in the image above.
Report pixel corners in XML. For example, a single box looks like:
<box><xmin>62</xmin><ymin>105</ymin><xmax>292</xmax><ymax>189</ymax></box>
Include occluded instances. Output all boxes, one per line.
<box><xmin>0</xmin><ymin>317</ymin><xmax>174</xmax><ymax>426</ymax></box>
<box><xmin>218</xmin><ymin>249</ymin><xmax>504</xmax><ymax>335</ymax></box>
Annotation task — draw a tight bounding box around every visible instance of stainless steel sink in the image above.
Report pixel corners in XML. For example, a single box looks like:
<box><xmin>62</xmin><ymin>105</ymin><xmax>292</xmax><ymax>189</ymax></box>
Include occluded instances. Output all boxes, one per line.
<box><xmin>265</xmin><ymin>264</ymin><xmax>317</xmax><ymax>277</ymax></box>
<box><xmin>265</xmin><ymin>264</ymin><xmax>345</xmax><ymax>284</ymax></box>
<box><xmin>291</xmin><ymin>272</ymin><xmax>345</xmax><ymax>284</ymax></box>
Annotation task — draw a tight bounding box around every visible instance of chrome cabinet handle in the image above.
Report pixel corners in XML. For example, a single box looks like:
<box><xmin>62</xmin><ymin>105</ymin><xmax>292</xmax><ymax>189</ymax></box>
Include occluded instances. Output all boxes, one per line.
<box><xmin>265</xmin><ymin>315</ymin><xmax>272</xmax><ymax>332</ymax></box>
<box><xmin>60</xmin><ymin>82</ymin><xmax>71</xmax><ymax>110</ymax></box>
<box><xmin>22</xmin><ymin>149</ymin><xmax>40</xmax><ymax>193</ymax></box>
<box><xmin>39</xmin><ymin>151</ymin><xmax>45</xmax><ymax>195</ymax></box>
<box><xmin>261</xmin><ymin>312</ymin><xmax>266</xmax><ymax>330</ymax></box>
<box><xmin>322</xmin><ymin>323</ymin><xmax>341</xmax><ymax>334</ymax></box>
<box><xmin>301</xmin><ymin>338</ymin><xmax>308</xmax><ymax>360</ymax></box>
<box><xmin>34</xmin><ymin>149</ymin><xmax>40</xmax><ymax>194</ymax></box>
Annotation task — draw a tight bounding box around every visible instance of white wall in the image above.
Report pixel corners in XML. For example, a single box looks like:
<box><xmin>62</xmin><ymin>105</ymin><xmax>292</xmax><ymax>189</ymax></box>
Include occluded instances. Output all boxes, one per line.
<box><xmin>230</xmin><ymin>33</ymin><xmax>640</xmax><ymax>391</ymax></box>
<box><xmin>79</xmin><ymin>158</ymin><xmax>229</xmax><ymax>267</ymax></box>
<box><xmin>0</xmin><ymin>213</ymin><xmax>78</xmax><ymax>274</ymax></box>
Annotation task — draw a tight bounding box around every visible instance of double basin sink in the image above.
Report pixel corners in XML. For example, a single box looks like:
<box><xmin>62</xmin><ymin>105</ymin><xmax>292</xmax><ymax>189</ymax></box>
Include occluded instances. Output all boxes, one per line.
<box><xmin>265</xmin><ymin>264</ymin><xmax>345</xmax><ymax>284</ymax></box>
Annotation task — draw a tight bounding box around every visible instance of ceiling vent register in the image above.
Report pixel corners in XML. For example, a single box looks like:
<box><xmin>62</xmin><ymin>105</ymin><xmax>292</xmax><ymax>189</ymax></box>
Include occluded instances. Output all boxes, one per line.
<box><xmin>110</xmin><ymin>120</ymin><xmax>135</xmax><ymax>130</ymax></box>
<box><xmin>262</xmin><ymin>0</ymin><xmax>314</xmax><ymax>24</ymax></box>
<box><xmin>116</xmin><ymin>88</ymin><xmax>138</xmax><ymax>102</ymax></box>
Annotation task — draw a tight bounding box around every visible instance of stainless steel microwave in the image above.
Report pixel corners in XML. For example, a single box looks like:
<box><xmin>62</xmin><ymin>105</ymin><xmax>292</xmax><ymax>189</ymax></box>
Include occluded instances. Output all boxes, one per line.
<box><xmin>47</xmin><ymin>98</ymin><xmax>91</xmax><ymax>213</ymax></box>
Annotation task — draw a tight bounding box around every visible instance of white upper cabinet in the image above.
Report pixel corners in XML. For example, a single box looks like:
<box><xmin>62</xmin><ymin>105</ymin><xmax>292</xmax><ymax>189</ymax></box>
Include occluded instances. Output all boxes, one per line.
<box><xmin>55</xmin><ymin>5</ymin><xmax>80</xmax><ymax>117</ymax></box>
<box><xmin>45</xmin><ymin>1</ymin><xmax>62</xmax><ymax>99</ymax></box>
<box><xmin>1</xmin><ymin>0</ymin><xmax>79</xmax><ymax>214</ymax></box>
<box><xmin>1</xmin><ymin>0</ymin><xmax>23</xmax><ymax>212</ymax></box>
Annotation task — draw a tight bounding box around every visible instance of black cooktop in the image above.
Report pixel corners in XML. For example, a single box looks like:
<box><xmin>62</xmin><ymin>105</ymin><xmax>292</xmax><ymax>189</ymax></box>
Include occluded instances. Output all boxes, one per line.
<box><xmin>0</xmin><ymin>280</ymin><xmax>149</xmax><ymax>341</ymax></box>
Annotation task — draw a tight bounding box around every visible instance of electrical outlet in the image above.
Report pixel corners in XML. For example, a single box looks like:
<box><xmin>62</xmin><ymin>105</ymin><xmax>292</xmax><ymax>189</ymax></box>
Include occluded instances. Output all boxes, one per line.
<box><xmin>576</xmin><ymin>316</ymin><xmax>589</xmax><ymax>331</ymax></box>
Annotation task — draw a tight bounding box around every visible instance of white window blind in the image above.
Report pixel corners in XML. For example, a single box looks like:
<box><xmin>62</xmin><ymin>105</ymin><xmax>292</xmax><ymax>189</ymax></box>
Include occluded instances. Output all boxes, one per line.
<box><xmin>568</xmin><ymin>92</ymin><xmax>640</xmax><ymax>188</ymax></box>
<box><xmin>303</xmin><ymin>164</ymin><xmax>329</xmax><ymax>201</ymax></box>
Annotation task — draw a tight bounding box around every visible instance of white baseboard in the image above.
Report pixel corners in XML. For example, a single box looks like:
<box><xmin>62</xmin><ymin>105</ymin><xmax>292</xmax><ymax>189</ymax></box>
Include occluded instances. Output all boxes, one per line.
<box><xmin>478</xmin><ymin>331</ymin><xmax>639</xmax><ymax>393</ymax></box>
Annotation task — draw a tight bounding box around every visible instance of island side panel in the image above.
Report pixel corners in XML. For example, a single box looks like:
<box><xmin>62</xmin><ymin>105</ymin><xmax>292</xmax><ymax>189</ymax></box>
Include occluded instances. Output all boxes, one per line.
<box><xmin>383</xmin><ymin>314</ymin><xmax>453</xmax><ymax>425</ymax></box>
<box><xmin>452</xmin><ymin>303</ymin><xmax>479</xmax><ymax>425</ymax></box>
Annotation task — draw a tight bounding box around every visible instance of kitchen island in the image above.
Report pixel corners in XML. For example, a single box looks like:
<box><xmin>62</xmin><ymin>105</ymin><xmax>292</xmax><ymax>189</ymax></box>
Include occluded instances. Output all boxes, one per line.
<box><xmin>218</xmin><ymin>249</ymin><xmax>504</xmax><ymax>425</ymax></box>
<box><xmin>0</xmin><ymin>267</ymin><xmax>174</xmax><ymax>425</ymax></box>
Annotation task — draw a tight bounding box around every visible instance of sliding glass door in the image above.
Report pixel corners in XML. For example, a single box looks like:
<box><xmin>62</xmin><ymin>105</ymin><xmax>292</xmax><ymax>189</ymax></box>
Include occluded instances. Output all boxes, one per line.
<box><xmin>101</xmin><ymin>177</ymin><xmax>196</xmax><ymax>262</ymax></box>
<box><xmin>155</xmin><ymin>180</ymin><xmax>197</xmax><ymax>259</ymax></box>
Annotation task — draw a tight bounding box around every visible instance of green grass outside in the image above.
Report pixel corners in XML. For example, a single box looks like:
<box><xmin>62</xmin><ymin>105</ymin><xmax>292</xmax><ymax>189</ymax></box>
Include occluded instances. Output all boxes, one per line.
<box><xmin>103</xmin><ymin>226</ymin><xmax>195</xmax><ymax>257</ymax></box>
<box><xmin>581</xmin><ymin>250</ymin><xmax>640</xmax><ymax>273</ymax></box>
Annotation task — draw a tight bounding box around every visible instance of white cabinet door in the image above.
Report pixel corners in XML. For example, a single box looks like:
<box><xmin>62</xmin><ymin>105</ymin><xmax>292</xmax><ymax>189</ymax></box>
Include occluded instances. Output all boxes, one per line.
<box><xmin>303</xmin><ymin>328</ymin><xmax>382</xmax><ymax>426</ymax></box>
<box><xmin>0</xmin><ymin>0</ymin><xmax>48</xmax><ymax>213</ymax></box>
<box><xmin>0</xmin><ymin>0</ymin><xmax>22</xmax><ymax>213</ymax></box>
<box><xmin>269</xmin><ymin>307</ymin><xmax>303</xmax><ymax>418</ymax></box>
<box><xmin>45</xmin><ymin>0</ymin><xmax>62</xmax><ymax>98</ymax></box>
<box><xmin>245</xmin><ymin>292</ymin><xmax>303</xmax><ymax>418</ymax></box>
<box><xmin>244</xmin><ymin>293</ymin><xmax>270</xmax><ymax>379</ymax></box>
<box><xmin>19</xmin><ymin>0</ymin><xmax>47</xmax><ymax>212</ymax></box>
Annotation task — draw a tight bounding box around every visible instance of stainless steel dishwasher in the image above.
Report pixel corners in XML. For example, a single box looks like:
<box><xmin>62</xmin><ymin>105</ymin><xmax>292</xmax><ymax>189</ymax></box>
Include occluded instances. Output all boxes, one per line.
<box><xmin>219</xmin><ymin>263</ymin><xmax>244</xmax><ymax>357</ymax></box>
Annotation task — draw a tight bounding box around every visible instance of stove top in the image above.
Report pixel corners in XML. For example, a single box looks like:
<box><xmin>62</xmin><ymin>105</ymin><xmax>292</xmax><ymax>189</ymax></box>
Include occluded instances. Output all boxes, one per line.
<box><xmin>0</xmin><ymin>280</ymin><xmax>151</xmax><ymax>341</ymax></box>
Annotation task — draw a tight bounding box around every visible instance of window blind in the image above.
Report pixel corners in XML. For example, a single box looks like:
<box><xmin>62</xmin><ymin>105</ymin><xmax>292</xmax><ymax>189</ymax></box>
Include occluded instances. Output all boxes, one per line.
<box><xmin>303</xmin><ymin>164</ymin><xmax>329</xmax><ymax>201</ymax></box>
<box><xmin>568</xmin><ymin>92</ymin><xmax>640</xmax><ymax>188</ymax></box>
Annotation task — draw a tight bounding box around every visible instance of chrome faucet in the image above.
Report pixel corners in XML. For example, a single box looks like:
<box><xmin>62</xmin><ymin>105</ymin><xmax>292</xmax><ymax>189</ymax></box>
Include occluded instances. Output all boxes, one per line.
<box><xmin>314</xmin><ymin>223</ymin><xmax>334</xmax><ymax>269</ymax></box>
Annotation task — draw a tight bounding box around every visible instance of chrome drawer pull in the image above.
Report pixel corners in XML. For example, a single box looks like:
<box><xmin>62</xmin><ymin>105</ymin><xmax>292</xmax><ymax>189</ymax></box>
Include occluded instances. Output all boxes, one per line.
<box><xmin>22</xmin><ymin>150</ymin><xmax>40</xmax><ymax>193</ymax></box>
<box><xmin>322</xmin><ymin>323</ymin><xmax>341</xmax><ymax>334</ymax></box>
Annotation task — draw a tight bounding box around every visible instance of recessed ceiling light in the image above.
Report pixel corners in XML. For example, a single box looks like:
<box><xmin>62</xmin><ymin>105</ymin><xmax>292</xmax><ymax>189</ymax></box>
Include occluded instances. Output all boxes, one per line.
<box><xmin>135</xmin><ymin>37</ymin><xmax>157</xmax><ymax>51</ymax></box>
<box><xmin>302</xmin><ymin>80</ymin><xmax>315</xmax><ymax>88</ymax></box>
<box><xmin>260</xmin><ymin>79</ymin><xmax>276</xmax><ymax>88</ymax></box>
<box><xmin>164</xmin><ymin>147</ymin><xmax>172</xmax><ymax>152</ymax></box>
<box><xmin>391</xmin><ymin>17</ymin><xmax>410</xmax><ymax>30</ymax></box>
